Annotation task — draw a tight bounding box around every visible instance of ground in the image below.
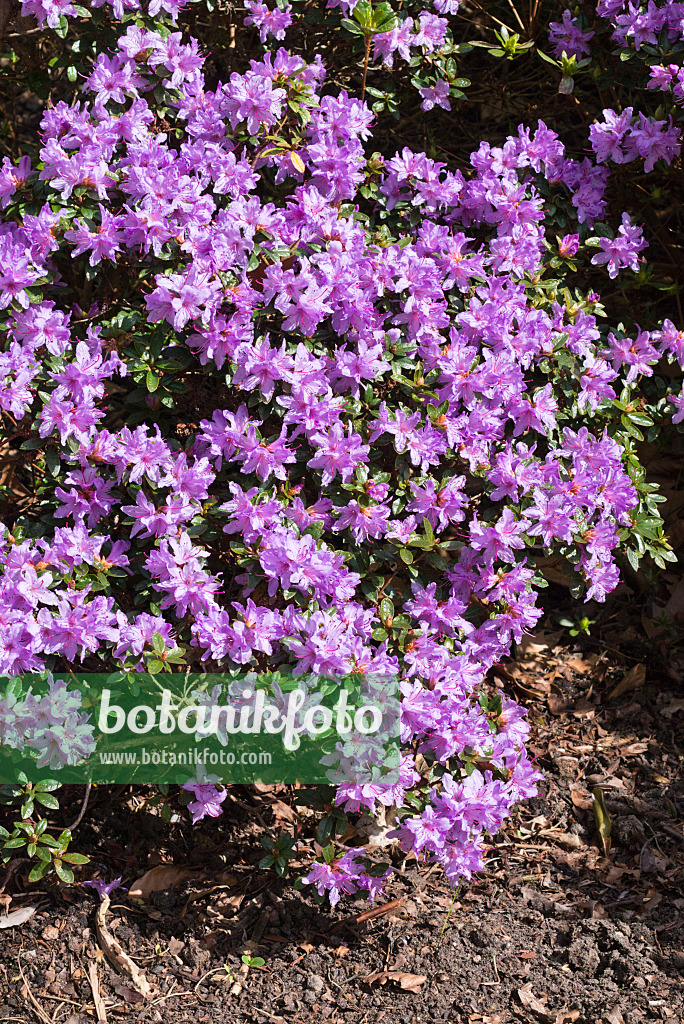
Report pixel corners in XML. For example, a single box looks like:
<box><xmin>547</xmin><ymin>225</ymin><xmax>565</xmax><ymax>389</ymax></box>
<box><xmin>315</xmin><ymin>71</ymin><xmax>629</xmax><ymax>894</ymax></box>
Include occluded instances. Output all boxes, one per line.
<box><xmin>0</xmin><ymin>620</ymin><xmax>683</xmax><ymax>1024</ymax></box>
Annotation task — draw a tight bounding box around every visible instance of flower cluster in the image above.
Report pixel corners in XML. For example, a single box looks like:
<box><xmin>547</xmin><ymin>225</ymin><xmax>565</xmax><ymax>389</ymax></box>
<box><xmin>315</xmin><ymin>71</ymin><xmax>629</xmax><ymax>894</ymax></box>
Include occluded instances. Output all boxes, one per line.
<box><xmin>182</xmin><ymin>770</ymin><xmax>227</xmax><ymax>823</ymax></box>
<box><xmin>0</xmin><ymin>676</ymin><xmax>95</xmax><ymax>770</ymax></box>
<box><xmin>0</xmin><ymin>0</ymin><xmax>680</xmax><ymax>900</ymax></box>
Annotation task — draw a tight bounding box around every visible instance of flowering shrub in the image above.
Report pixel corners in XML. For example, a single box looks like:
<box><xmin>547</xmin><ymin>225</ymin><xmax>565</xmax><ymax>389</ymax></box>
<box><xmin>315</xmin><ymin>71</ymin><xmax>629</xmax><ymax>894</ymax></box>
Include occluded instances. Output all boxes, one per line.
<box><xmin>0</xmin><ymin>0</ymin><xmax>682</xmax><ymax>903</ymax></box>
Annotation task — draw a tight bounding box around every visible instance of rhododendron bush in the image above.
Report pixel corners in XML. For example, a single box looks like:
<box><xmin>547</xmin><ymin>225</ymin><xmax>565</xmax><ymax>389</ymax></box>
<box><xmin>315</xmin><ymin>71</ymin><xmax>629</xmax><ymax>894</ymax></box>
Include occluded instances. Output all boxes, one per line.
<box><xmin>0</xmin><ymin>0</ymin><xmax>682</xmax><ymax>903</ymax></box>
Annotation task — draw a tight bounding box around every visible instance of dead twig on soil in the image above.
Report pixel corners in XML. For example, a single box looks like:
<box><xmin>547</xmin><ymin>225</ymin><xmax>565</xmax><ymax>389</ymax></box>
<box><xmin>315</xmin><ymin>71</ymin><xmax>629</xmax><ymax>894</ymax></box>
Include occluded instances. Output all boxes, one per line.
<box><xmin>16</xmin><ymin>953</ymin><xmax>52</xmax><ymax>1024</ymax></box>
<box><xmin>88</xmin><ymin>962</ymin><xmax>108</xmax><ymax>1023</ymax></box>
<box><xmin>95</xmin><ymin>894</ymin><xmax>153</xmax><ymax>1001</ymax></box>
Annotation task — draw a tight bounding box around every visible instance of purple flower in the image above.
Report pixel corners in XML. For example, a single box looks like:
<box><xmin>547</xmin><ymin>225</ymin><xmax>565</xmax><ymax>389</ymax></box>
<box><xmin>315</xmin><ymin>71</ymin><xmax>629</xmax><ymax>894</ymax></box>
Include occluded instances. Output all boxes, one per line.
<box><xmin>591</xmin><ymin>213</ymin><xmax>647</xmax><ymax>279</ymax></box>
<box><xmin>558</xmin><ymin>233</ymin><xmax>579</xmax><ymax>257</ymax></box>
<box><xmin>182</xmin><ymin>776</ymin><xmax>227</xmax><ymax>824</ymax></box>
<box><xmin>64</xmin><ymin>206</ymin><xmax>124</xmax><ymax>266</ymax></box>
<box><xmin>83</xmin><ymin>877</ymin><xmax>127</xmax><ymax>900</ymax></box>
<box><xmin>549</xmin><ymin>10</ymin><xmax>594</xmax><ymax>59</ymax></box>
<box><xmin>419</xmin><ymin>79</ymin><xmax>451</xmax><ymax>112</ymax></box>
<box><xmin>244</xmin><ymin>0</ymin><xmax>293</xmax><ymax>42</ymax></box>
<box><xmin>333</xmin><ymin>500</ymin><xmax>389</xmax><ymax>543</ymax></box>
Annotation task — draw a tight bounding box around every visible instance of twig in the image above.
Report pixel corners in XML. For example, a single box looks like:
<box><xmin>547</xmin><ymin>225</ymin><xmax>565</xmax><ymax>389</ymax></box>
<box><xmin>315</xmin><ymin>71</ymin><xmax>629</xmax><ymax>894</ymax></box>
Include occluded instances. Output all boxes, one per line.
<box><xmin>254</xmin><ymin>1008</ymin><xmax>286</xmax><ymax>1023</ymax></box>
<box><xmin>88</xmin><ymin>962</ymin><xmax>108</xmax><ymax>1023</ymax></box>
<box><xmin>67</xmin><ymin>782</ymin><xmax>91</xmax><ymax>832</ymax></box>
<box><xmin>194</xmin><ymin>967</ymin><xmax>230</xmax><ymax>993</ymax></box>
<box><xmin>95</xmin><ymin>894</ymin><xmax>153</xmax><ymax>1001</ymax></box>
<box><xmin>661</xmin><ymin>823</ymin><xmax>684</xmax><ymax>845</ymax></box>
<box><xmin>16</xmin><ymin>954</ymin><xmax>52</xmax><ymax>1024</ymax></box>
<box><xmin>360</xmin><ymin>36</ymin><xmax>371</xmax><ymax>103</ymax></box>
<box><xmin>483</xmin><ymin>953</ymin><xmax>501</xmax><ymax>986</ymax></box>
<box><xmin>6</xmin><ymin>26</ymin><xmax>45</xmax><ymax>37</ymax></box>
<box><xmin>0</xmin><ymin>858</ymin><xmax>27</xmax><ymax>894</ymax></box>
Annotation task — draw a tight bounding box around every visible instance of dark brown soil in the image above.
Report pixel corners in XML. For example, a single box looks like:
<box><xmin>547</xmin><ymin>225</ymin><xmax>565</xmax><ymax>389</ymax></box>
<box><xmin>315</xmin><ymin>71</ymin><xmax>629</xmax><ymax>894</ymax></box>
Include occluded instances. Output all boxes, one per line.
<box><xmin>1</xmin><ymin>629</ymin><xmax>682</xmax><ymax>1024</ymax></box>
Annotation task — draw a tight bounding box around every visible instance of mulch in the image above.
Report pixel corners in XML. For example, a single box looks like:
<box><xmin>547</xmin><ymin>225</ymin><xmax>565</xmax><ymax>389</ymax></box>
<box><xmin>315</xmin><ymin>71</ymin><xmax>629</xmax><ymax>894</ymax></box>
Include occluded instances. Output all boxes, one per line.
<box><xmin>0</xmin><ymin>622</ymin><xmax>682</xmax><ymax>1024</ymax></box>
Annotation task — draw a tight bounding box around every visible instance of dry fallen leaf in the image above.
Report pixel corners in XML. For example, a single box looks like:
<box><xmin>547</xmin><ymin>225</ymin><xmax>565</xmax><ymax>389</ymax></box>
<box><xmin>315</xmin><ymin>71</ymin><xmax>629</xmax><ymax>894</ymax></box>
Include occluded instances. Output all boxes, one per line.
<box><xmin>663</xmin><ymin>577</ymin><xmax>684</xmax><ymax>622</ymax></box>
<box><xmin>364</xmin><ymin>970</ymin><xmax>427</xmax><ymax>992</ymax></box>
<box><xmin>349</xmin><ymin>897</ymin><xmax>405</xmax><ymax>926</ymax></box>
<box><xmin>270</xmin><ymin>799</ymin><xmax>297</xmax><ymax>823</ymax></box>
<box><xmin>547</xmin><ymin>695</ymin><xmax>568</xmax><ymax>716</ymax></box>
<box><xmin>607</xmin><ymin>663</ymin><xmax>645</xmax><ymax>701</ymax></box>
<box><xmin>662</xmin><ymin>698</ymin><xmax>684</xmax><ymax>718</ymax></box>
<box><xmin>0</xmin><ymin>906</ymin><xmax>36</xmax><ymax>929</ymax></box>
<box><xmin>517</xmin><ymin>983</ymin><xmax>577</xmax><ymax>1023</ymax></box>
<box><xmin>517</xmin><ymin>983</ymin><xmax>552</xmax><ymax>1019</ymax></box>
<box><xmin>114</xmin><ymin>983</ymin><xmax>145</xmax><ymax>1004</ymax></box>
<box><xmin>637</xmin><ymin>890</ymin><xmax>663</xmax><ymax>914</ymax></box>
<box><xmin>570</xmin><ymin>697</ymin><xmax>596</xmax><ymax>718</ymax></box>
<box><xmin>129</xmin><ymin>865</ymin><xmax>199</xmax><ymax>899</ymax></box>
<box><xmin>570</xmin><ymin>787</ymin><xmax>593</xmax><ymax>811</ymax></box>
<box><xmin>550</xmin><ymin>832</ymin><xmax>584</xmax><ymax>851</ymax></box>
<box><xmin>566</xmin><ymin>657</ymin><xmax>593</xmax><ymax>674</ymax></box>
<box><xmin>512</xmin><ymin>677</ymin><xmax>551</xmax><ymax>701</ymax></box>
<box><xmin>622</xmin><ymin>741</ymin><xmax>648</xmax><ymax>755</ymax></box>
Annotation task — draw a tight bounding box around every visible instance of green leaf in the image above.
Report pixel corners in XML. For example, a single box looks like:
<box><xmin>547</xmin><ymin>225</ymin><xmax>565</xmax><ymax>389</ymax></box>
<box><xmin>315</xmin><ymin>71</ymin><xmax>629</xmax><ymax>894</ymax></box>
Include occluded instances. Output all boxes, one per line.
<box><xmin>340</xmin><ymin>17</ymin><xmax>364</xmax><ymax>34</ymax></box>
<box><xmin>35</xmin><ymin>792</ymin><xmax>60</xmax><ymax>810</ymax></box>
<box><xmin>146</xmin><ymin>371</ymin><xmax>160</xmax><ymax>392</ymax></box>
<box><xmin>379</xmin><ymin>597</ymin><xmax>394</xmax><ymax>624</ymax></box>
<box><xmin>29</xmin><ymin>860</ymin><xmax>50</xmax><ymax>882</ymax></box>
<box><xmin>60</xmin><ymin>852</ymin><xmax>89</xmax><ymax>865</ymax></box>
<box><xmin>35</xmin><ymin>779</ymin><xmax>60</xmax><ymax>794</ymax></box>
<box><xmin>45</xmin><ymin>448</ymin><xmax>60</xmax><ymax>476</ymax></box>
<box><xmin>57</xmin><ymin>829</ymin><xmax>72</xmax><ymax>849</ymax></box>
<box><xmin>317</xmin><ymin>816</ymin><xmax>333</xmax><ymax>845</ymax></box>
<box><xmin>625</xmin><ymin>547</ymin><xmax>640</xmax><ymax>572</ymax></box>
<box><xmin>53</xmin><ymin>860</ymin><xmax>74</xmax><ymax>884</ymax></box>
<box><xmin>152</xmin><ymin>631</ymin><xmax>166</xmax><ymax>655</ymax></box>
